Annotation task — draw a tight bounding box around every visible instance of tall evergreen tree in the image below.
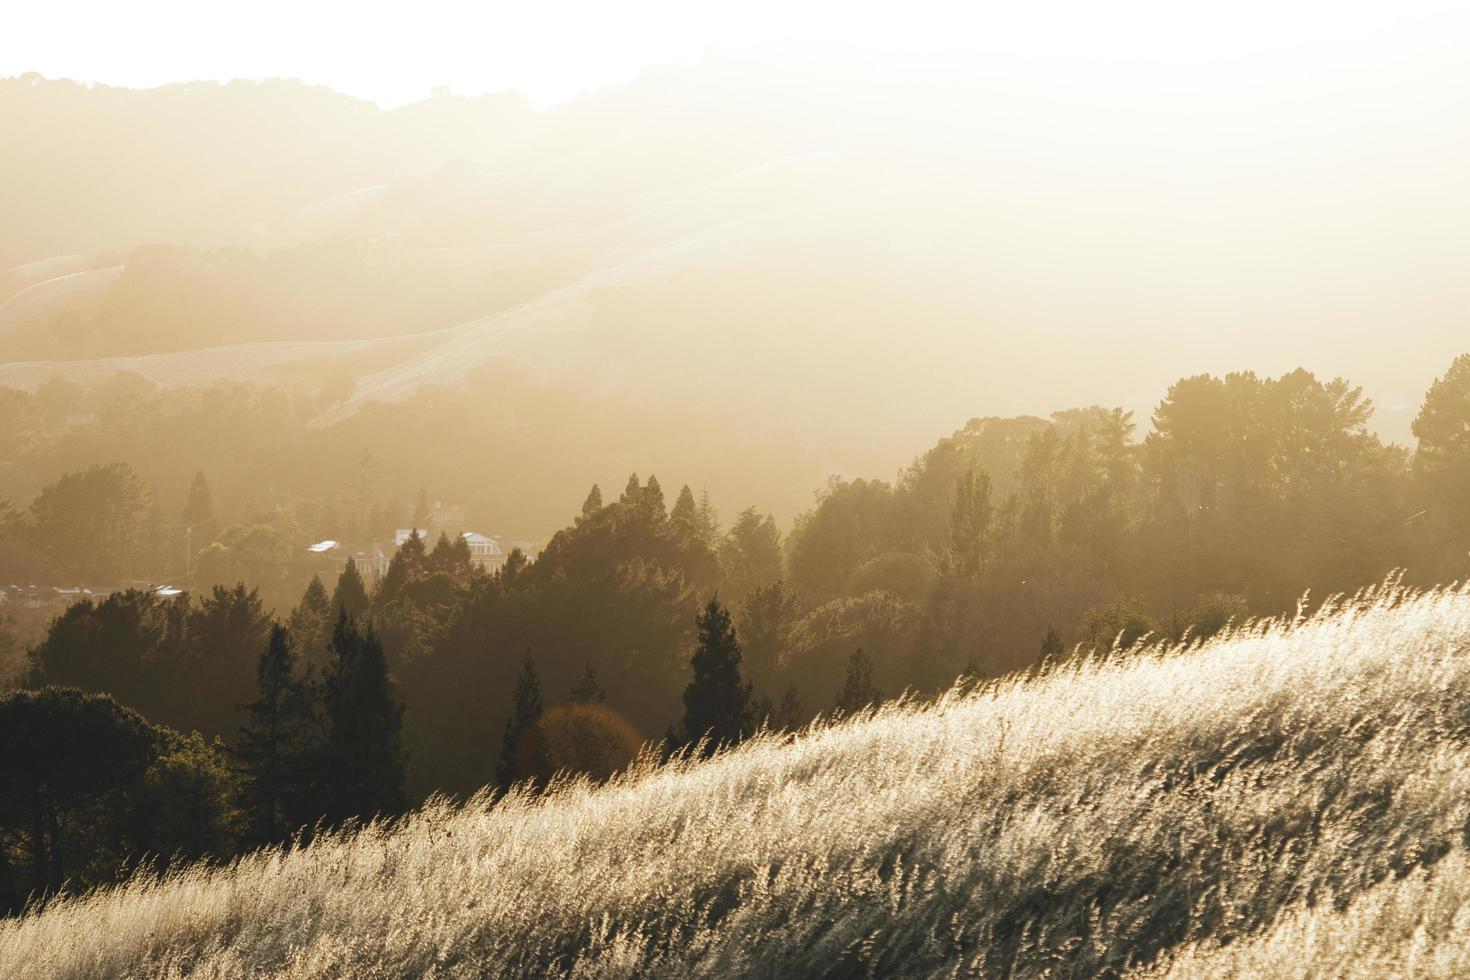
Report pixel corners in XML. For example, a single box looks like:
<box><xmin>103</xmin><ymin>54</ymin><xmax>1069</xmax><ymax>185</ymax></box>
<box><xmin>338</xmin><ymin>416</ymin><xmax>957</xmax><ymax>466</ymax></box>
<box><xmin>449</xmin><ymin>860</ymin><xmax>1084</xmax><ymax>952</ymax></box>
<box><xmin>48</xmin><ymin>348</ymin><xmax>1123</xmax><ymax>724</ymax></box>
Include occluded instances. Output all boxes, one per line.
<box><xmin>679</xmin><ymin>597</ymin><xmax>754</xmax><ymax>755</ymax></box>
<box><xmin>497</xmin><ymin>652</ymin><xmax>544</xmax><ymax>788</ymax></box>
<box><xmin>695</xmin><ymin>488</ymin><xmax>720</xmax><ymax>547</ymax></box>
<box><xmin>580</xmin><ymin>483</ymin><xmax>604</xmax><ymax>522</ymax></box>
<box><xmin>319</xmin><ymin>613</ymin><xmax>405</xmax><ymax>824</ymax></box>
<box><xmin>834</xmin><ymin>647</ymin><xmax>880</xmax><ymax>714</ymax></box>
<box><xmin>670</xmin><ymin>484</ymin><xmax>698</xmax><ymax>531</ymax></box>
<box><xmin>1040</xmin><ymin>627</ymin><xmax>1065</xmax><ymax>660</ymax></box>
<box><xmin>642</xmin><ymin>475</ymin><xmax>666</xmax><ymax>520</ymax></box>
<box><xmin>620</xmin><ymin>473</ymin><xmax>642</xmax><ymax>505</ymax></box>
<box><xmin>378</xmin><ymin>530</ymin><xmax>428</xmax><ymax>604</ymax></box>
<box><xmin>289</xmin><ymin>575</ymin><xmax>334</xmax><ymax>668</ymax></box>
<box><xmin>236</xmin><ymin>625</ymin><xmax>316</xmax><ymax>844</ymax></box>
<box><xmin>331</xmin><ymin>558</ymin><xmax>370</xmax><ymax>620</ymax></box>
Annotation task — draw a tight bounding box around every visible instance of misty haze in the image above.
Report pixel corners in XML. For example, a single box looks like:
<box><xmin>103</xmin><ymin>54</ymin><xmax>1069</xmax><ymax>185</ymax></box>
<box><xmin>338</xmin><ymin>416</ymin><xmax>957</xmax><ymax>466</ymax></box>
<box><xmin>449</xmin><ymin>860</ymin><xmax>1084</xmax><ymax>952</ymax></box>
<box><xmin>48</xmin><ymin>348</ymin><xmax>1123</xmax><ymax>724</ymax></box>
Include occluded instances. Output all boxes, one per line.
<box><xmin>3</xmin><ymin>5</ymin><xmax>1470</xmax><ymax>977</ymax></box>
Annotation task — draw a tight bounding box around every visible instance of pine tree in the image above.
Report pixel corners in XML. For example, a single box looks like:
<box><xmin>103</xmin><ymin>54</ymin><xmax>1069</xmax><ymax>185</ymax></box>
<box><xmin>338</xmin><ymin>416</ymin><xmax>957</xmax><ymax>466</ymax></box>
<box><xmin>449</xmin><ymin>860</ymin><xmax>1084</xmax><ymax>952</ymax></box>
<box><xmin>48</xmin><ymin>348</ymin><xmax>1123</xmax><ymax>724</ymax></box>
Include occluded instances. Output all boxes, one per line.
<box><xmin>497</xmin><ymin>652</ymin><xmax>544</xmax><ymax>789</ymax></box>
<box><xmin>236</xmin><ymin>625</ymin><xmax>317</xmax><ymax>844</ymax></box>
<box><xmin>670</xmin><ymin>484</ymin><xmax>698</xmax><ymax>531</ymax></box>
<box><xmin>695</xmin><ymin>488</ymin><xmax>720</xmax><ymax>547</ymax></box>
<box><xmin>428</xmin><ymin>532</ymin><xmax>457</xmax><ymax>573</ymax></box>
<box><xmin>834</xmin><ymin>647</ymin><xmax>880</xmax><ymax>714</ymax></box>
<box><xmin>679</xmin><ymin>597</ymin><xmax>754</xmax><ymax>755</ymax></box>
<box><xmin>620</xmin><ymin>473</ymin><xmax>642</xmax><ymax>505</ymax></box>
<box><xmin>1040</xmin><ymin>627</ymin><xmax>1065</xmax><ymax>660</ymax></box>
<box><xmin>331</xmin><ymin>558</ymin><xmax>370</xmax><ymax>620</ymax></box>
<box><xmin>642</xmin><ymin>475</ymin><xmax>666</xmax><ymax>520</ymax></box>
<box><xmin>580</xmin><ymin>483</ymin><xmax>603</xmax><ymax>521</ymax></box>
<box><xmin>377</xmin><ymin>530</ymin><xmax>428</xmax><ymax>604</ymax></box>
<box><xmin>568</xmin><ymin>664</ymin><xmax>606</xmax><ymax>704</ymax></box>
<box><xmin>289</xmin><ymin>575</ymin><xmax>334</xmax><ymax>668</ymax></box>
<box><xmin>319</xmin><ymin>613</ymin><xmax>405</xmax><ymax>824</ymax></box>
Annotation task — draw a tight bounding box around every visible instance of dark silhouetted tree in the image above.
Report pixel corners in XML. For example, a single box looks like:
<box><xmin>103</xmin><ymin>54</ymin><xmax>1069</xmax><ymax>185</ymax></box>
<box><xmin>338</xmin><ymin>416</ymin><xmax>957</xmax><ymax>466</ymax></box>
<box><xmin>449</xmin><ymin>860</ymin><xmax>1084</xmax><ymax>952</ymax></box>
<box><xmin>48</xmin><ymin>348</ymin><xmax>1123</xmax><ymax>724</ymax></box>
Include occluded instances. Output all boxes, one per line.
<box><xmin>679</xmin><ymin>597</ymin><xmax>754</xmax><ymax>755</ymax></box>
<box><xmin>236</xmin><ymin>625</ymin><xmax>317</xmax><ymax>844</ymax></box>
<box><xmin>319</xmin><ymin>613</ymin><xmax>405</xmax><ymax>824</ymax></box>
<box><xmin>332</xmin><ymin>557</ymin><xmax>370</xmax><ymax>620</ymax></box>
<box><xmin>834</xmin><ymin>647</ymin><xmax>880</xmax><ymax>714</ymax></box>
<box><xmin>580</xmin><ymin>483</ymin><xmax>604</xmax><ymax>522</ymax></box>
<box><xmin>497</xmin><ymin>652</ymin><xmax>544</xmax><ymax>789</ymax></box>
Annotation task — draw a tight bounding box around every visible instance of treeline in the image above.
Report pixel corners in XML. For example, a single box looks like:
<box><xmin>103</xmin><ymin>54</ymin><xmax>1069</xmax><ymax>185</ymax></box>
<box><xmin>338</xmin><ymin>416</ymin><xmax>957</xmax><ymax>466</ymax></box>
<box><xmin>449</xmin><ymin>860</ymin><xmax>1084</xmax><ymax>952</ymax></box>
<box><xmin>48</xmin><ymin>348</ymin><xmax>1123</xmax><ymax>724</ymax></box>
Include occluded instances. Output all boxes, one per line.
<box><xmin>5</xmin><ymin>355</ymin><xmax>1470</xmax><ymax>912</ymax></box>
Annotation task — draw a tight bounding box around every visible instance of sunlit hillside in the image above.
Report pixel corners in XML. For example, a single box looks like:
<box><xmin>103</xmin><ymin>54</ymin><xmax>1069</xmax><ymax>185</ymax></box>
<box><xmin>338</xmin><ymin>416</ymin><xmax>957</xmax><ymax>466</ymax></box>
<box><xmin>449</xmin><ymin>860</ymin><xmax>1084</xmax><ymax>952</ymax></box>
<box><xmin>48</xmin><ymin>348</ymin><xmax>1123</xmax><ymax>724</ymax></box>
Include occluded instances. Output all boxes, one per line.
<box><xmin>5</xmin><ymin>579</ymin><xmax>1468</xmax><ymax>977</ymax></box>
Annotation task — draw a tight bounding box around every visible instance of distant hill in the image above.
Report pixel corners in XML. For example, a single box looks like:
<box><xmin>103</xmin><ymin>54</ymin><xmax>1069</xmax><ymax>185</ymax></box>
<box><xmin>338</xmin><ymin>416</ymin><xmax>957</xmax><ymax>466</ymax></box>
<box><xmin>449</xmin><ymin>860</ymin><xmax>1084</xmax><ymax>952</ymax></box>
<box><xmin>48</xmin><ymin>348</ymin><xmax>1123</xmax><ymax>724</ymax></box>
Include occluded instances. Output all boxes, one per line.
<box><xmin>5</xmin><ymin>580</ymin><xmax>1469</xmax><ymax>977</ymax></box>
<box><xmin>4</xmin><ymin>60</ymin><xmax>1467</xmax><ymax>514</ymax></box>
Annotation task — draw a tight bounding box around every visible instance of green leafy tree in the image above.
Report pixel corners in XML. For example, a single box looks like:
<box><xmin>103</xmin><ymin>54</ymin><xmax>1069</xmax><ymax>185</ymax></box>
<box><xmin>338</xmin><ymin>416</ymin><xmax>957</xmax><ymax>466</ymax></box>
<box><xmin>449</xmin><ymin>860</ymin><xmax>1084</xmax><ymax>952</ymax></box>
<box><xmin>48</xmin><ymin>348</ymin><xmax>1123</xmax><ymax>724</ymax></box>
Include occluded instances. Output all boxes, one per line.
<box><xmin>679</xmin><ymin>597</ymin><xmax>754</xmax><ymax>755</ymax></box>
<box><xmin>0</xmin><ymin>688</ymin><xmax>156</xmax><ymax>907</ymax></box>
<box><xmin>30</xmin><ymin>462</ymin><xmax>153</xmax><ymax>582</ymax></box>
<box><xmin>129</xmin><ymin>729</ymin><xmax>244</xmax><ymax>866</ymax></box>
<box><xmin>947</xmin><ymin>469</ymin><xmax>992</xmax><ymax>578</ymax></box>
<box><xmin>185</xmin><ymin>583</ymin><xmax>271</xmax><ymax>739</ymax></box>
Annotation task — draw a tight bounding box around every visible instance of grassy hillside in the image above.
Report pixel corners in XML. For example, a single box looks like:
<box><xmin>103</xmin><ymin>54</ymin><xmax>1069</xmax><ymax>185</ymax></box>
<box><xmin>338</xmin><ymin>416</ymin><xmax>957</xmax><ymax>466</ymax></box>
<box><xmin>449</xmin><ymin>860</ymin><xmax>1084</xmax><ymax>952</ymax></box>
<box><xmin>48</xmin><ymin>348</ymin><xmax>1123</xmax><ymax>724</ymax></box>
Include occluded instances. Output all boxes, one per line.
<box><xmin>5</xmin><ymin>578</ymin><xmax>1470</xmax><ymax>977</ymax></box>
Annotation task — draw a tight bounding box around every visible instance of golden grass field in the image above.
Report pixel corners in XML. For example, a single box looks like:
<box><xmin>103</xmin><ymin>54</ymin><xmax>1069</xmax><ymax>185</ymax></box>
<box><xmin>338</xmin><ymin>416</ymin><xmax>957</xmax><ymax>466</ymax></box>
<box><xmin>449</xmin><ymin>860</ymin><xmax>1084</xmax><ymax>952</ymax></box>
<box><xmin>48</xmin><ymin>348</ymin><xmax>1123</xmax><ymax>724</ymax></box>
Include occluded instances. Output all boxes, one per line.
<box><xmin>5</xmin><ymin>577</ymin><xmax>1469</xmax><ymax>978</ymax></box>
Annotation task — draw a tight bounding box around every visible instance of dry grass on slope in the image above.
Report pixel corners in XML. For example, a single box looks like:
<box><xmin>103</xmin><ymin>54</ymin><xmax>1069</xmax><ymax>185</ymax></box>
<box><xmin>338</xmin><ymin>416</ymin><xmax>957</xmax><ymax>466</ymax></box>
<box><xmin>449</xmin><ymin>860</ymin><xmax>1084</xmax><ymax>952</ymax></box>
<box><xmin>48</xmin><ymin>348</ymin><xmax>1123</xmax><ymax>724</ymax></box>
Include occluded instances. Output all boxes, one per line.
<box><xmin>4</xmin><ymin>578</ymin><xmax>1470</xmax><ymax>978</ymax></box>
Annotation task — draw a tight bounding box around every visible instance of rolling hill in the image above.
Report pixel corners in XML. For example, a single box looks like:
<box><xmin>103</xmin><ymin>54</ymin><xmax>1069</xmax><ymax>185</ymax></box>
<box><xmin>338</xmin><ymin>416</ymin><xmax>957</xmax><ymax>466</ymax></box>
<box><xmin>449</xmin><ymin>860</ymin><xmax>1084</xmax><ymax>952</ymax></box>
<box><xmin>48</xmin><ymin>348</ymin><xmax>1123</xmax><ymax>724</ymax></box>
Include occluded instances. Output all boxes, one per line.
<box><xmin>4</xmin><ymin>578</ymin><xmax>1468</xmax><ymax>977</ymax></box>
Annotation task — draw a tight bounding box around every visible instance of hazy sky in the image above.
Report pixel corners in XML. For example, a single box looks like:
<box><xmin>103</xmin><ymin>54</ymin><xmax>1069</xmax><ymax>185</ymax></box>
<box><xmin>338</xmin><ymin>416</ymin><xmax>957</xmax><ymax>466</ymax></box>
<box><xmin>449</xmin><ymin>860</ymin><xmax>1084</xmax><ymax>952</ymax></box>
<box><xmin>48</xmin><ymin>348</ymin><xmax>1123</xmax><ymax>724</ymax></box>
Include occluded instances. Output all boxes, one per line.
<box><xmin>8</xmin><ymin>0</ymin><xmax>1467</xmax><ymax>108</ymax></box>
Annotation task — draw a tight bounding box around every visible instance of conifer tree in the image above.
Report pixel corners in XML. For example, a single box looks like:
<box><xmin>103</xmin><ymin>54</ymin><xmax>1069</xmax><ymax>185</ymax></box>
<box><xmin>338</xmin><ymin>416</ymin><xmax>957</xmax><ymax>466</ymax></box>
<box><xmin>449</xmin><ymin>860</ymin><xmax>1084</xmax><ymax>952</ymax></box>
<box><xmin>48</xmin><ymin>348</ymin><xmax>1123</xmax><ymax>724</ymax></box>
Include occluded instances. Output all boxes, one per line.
<box><xmin>428</xmin><ymin>532</ymin><xmax>456</xmax><ymax>573</ymax></box>
<box><xmin>500</xmin><ymin>548</ymin><xmax>529</xmax><ymax>590</ymax></box>
<box><xmin>378</xmin><ymin>530</ymin><xmax>428</xmax><ymax>603</ymax></box>
<box><xmin>834</xmin><ymin>647</ymin><xmax>880</xmax><ymax>714</ymax></box>
<box><xmin>236</xmin><ymin>625</ymin><xmax>316</xmax><ymax>844</ymax></box>
<box><xmin>680</xmin><ymin>596</ymin><xmax>754</xmax><ymax>755</ymax></box>
<box><xmin>331</xmin><ymin>558</ymin><xmax>370</xmax><ymax>620</ymax></box>
<box><xmin>568</xmin><ymin>664</ymin><xmax>606</xmax><ymax>704</ymax></box>
<box><xmin>620</xmin><ymin>473</ymin><xmax>641</xmax><ymax>505</ymax></box>
<box><xmin>695</xmin><ymin>488</ymin><xmax>720</xmax><ymax>547</ymax></box>
<box><xmin>319</xmin><ymin>613</ymin><xmax>405</xmax><ymax>824</ymax></box>
<box><xmin>289</xmin><ymin>575</ymin><xmax>334</xmax><ymax>668</ymax></box>
<box><xmin>670</xmin><ymin>484</ymin><xmax>698</xmax><ymax>530</ymax></box>
<box><xmin>497</xmin><ymin>651</ymin><xmax>544</xmax><ymax>788</ymax></box>
<box><xmin>1040</xmin><ymin>627</ymin><xmax>1065</xmax><ymax>660</ymax></box>
<box><xmin>642</xmin><ymin>475</ymin><xmax>666</xmax><ymax>519</ymax></box>
<box><xmin>450</xmin><ymin>534</ymin><xmax>473</xmax><ymax>574</ymax></box>
<box><xmin>580</xmin><ymin>484</ymin><xmax>603</xmax><ymax>521</ymax></box>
